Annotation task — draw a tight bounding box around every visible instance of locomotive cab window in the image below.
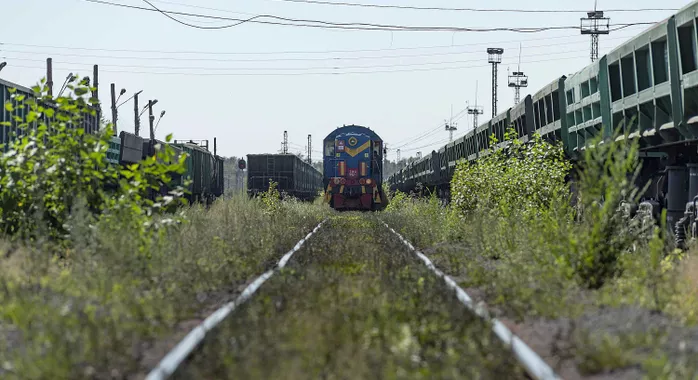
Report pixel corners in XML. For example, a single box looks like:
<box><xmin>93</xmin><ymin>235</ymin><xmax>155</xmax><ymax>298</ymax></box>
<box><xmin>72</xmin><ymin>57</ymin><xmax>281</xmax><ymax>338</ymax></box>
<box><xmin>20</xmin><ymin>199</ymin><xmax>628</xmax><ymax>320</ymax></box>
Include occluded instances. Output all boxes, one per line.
<box><xmin>324</xmin><ymin>141</ymin><xmax>335</xmax><ymax>156</ymax></box>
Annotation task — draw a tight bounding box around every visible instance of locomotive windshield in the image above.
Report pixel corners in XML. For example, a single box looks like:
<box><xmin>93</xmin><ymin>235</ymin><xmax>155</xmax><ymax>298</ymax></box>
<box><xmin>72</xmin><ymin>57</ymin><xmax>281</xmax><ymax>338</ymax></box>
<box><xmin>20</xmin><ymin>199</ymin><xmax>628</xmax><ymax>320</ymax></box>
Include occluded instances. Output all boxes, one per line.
<box><xmin>324</xmin><ymin>140</ymin><xmax>335</xmax><ymax>156</ymax></box>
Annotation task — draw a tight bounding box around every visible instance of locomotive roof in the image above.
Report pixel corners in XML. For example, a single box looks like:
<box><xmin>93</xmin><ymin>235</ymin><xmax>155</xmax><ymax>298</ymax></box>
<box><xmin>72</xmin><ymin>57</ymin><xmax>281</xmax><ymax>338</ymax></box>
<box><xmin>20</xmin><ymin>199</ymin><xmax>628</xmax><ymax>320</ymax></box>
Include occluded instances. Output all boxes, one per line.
<box><xmin>323</xmin><ymin>124</ymin><xmax>382</xmax><ymax>142</ymax></box>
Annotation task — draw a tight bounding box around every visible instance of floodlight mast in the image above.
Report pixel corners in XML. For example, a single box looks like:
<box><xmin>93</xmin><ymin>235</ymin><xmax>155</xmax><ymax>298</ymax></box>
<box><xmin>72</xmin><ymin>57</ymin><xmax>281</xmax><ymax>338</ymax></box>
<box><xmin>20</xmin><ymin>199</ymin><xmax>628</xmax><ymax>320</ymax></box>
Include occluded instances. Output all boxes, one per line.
<box><xmin>487</xmin><ymin>48</ymin><xmax>504</xmax><ymax>117</ymax></box>
<box><xmin>581</xmin><ymin>1</ymin><xmax>610</xmax><ymax>62</ymax></box>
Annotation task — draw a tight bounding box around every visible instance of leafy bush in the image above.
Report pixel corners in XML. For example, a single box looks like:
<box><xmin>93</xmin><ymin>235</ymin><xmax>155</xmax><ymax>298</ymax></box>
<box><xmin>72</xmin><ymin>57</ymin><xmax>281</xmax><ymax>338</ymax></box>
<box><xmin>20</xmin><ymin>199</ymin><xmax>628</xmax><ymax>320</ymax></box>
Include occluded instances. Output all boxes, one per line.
<box><xmin>0</xmin><ymin>76</ymin><xmax>336</xmax><ymax>378</ymax></box>
<box><xmin>0</xmin><ymin>77</ymin><xmax>187</xmax><ymax>244</ymax></box>
<box><xmin>448</xmin><ymin>127</ymin><xmax>656</xmax><ymax>289</ymax></box>
<box><xmin>565</xmin><ymin>130</ymin><xmax>646</xmax><ymax>289</ymax></box>
<box><xmin>0</xmin><ymin>193</ymin><xmax>330</xmax><ymax>378</ymax></box>
<box><xmin>450</xmin><ymin>129</ymin><xmax>571</xmax><ymax>218</ymax></box>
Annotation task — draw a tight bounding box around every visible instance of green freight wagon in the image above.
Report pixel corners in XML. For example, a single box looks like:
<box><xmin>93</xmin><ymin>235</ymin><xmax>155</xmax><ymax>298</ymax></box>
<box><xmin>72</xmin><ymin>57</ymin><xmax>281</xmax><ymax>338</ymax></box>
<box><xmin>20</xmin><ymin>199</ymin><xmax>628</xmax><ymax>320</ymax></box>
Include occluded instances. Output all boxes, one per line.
<box><xmin>212</xmin><ymin>156</ymin><xmax>225</xmax><ymax>197</ymax></box>
<box><xmin>246</xmin><ymin>153</ymin><xmax>322</xmax><ymax>201</ymax></box>
<box><xmin>172</xmin><ymin>141</ymin><xmax>216</xmax><ymax>204</ymax></box>
<box><xmin>1</xmin><ymin>77</ymin><xmax>100</xmax><ymax>152</ymax></box>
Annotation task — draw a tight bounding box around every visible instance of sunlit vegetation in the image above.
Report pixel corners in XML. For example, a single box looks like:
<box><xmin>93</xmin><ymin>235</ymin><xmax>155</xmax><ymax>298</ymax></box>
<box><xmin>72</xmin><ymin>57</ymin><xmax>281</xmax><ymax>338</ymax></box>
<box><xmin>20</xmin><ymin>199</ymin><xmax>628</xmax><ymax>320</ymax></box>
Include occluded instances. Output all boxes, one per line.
<box><xmin>382</xmin><ymin>129</ymin><xmax>698</xmax><ymax>378</ymax></box>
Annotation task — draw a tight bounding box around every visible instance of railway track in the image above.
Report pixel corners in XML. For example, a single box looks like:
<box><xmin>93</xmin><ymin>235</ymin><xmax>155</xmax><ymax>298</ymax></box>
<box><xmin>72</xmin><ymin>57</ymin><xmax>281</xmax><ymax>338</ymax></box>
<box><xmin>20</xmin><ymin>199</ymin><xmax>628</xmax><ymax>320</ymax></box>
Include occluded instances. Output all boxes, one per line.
<box><xmin>146</xmin><ymin>214</ymin><xmax>559</xmax><ymax>380</ymax></box>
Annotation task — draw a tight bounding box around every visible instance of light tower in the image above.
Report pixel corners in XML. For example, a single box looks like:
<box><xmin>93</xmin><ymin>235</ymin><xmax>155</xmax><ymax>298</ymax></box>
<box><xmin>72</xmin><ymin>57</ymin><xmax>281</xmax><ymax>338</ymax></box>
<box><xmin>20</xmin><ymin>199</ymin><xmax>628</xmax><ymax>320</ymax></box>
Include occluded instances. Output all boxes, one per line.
<box><xmin>467</xmin><ymin>81</ymin><xmax>484</xmax><ymax>130</ymax></box>
<box><xmin>307</xmin><ymin>134</ymin><xmax>312</xmax><ymax>163</ymax></box>
<box><xmin>508</xmin><ymin>44</ymin><xmax>528</xmax><ymax>104</ymax></box>
<box><xmin>445</xmin><ymin>121</ymin><xmax>457</xmax><ymax>142</ymax></box>
<box><xmin>487</xmin><ymin>48</ymin><xmax>504</xmax><ymax>118</ymax></box>
<box><xmin>445</xmin><ymin>105</ymin><xmax>458</xmax><ymax>142</ymax></box>
<box><xmin>283</xmin><ymin>130</ymin><xmax>288</xmax><ymax>154</ymax></box>
<box><xmin>581</xmin><ymin>1</ymin><xmax>610</xmax><ymax>62</ymax></box>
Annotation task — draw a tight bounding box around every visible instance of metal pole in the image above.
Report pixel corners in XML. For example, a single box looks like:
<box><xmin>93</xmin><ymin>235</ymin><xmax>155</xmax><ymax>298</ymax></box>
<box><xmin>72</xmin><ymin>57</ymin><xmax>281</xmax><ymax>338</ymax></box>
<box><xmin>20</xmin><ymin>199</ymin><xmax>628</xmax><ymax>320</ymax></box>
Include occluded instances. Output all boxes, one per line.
<box><xmin>93</xmin><ymin>65</ymin><xmax>99</xmax><ymax>104</ymax></box>
<box><xmin>93</xmin><ymin>65</ymin><xmax>100</xmax><ymax>134</ymax></box>
<box><xmin>134</xmin><ymin>92</ymin><xmax>140</xmax><ymax>136</ymax></box>
<box><xmin>149</xmin><ymin>100</ymin><xmax>155</xmax><ymax>153</ymax></box>
<box><xmin>111</xmin><ymin>83</ymin><xmax>117</xmax><ymax>135</ymax></box>
<box><xmin>47</xmin><ymin>58</ymin><xmax>53</xmax><ymax>97</ymax></box>
<box><xmin>214</xmin><ymin>137</ymin><xmax>217</xmax><ymax>156</ymax></box>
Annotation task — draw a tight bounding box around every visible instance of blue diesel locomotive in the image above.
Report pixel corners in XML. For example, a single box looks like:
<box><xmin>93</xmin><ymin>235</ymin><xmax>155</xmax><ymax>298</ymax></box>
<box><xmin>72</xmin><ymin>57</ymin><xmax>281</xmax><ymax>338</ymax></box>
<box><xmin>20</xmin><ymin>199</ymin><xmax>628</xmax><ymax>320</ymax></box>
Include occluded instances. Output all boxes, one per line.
<box><xmin>323</xmin><ymin>124</ymin><xmax>387</xmax><ymax>211</ymax></box>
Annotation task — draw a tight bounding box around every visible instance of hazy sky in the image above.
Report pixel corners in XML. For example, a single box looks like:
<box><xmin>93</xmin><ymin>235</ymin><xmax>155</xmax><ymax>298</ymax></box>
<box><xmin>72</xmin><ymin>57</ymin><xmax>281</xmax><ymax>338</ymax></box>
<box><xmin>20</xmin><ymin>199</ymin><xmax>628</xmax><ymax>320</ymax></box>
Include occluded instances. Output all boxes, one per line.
<box><xmin>0</xmin><ymin>0</ymin><xmax>690</xmax><ymax>160</ymax></box>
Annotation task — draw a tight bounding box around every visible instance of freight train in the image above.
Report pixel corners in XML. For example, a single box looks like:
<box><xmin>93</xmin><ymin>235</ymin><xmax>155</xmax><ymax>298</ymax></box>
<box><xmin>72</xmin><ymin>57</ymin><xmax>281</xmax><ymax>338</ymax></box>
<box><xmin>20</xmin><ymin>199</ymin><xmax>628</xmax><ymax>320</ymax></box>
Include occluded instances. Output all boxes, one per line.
<box><xmin>323</xmin><ymin>124</ymin><xmax>387</xmax><ymax>211</ymax></box>
<box><xmin>388</xmin><ymin>0</ymin><xmax>698</xmax><ymax>235</ymax></box>
<box><xmin>246</xmin><ymin>153</ymin><xmax>323</xmax><ymax>200</ymax></box>
<box><xmin>1</xmin><ymin>76</ymin><xmax>225</xmax><ymax>205</ymax></box>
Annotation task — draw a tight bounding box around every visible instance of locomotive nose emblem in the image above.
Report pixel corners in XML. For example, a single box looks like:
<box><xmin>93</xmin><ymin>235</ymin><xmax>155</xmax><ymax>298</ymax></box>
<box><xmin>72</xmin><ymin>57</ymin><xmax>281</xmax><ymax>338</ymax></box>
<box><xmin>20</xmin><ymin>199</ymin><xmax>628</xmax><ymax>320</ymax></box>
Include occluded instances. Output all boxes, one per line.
<box><xmin>348</xmin><ymin>137</ymin><xmax>358</xmax><ymax>146</ymax></box>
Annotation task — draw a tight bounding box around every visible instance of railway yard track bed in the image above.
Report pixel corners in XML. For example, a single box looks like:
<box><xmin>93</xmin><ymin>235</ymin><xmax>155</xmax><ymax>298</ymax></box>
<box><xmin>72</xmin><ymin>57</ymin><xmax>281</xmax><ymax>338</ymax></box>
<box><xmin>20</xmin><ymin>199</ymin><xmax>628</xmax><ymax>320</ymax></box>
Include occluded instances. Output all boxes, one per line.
<box><xmin>163</xmin><ymin>215</ymin><xmax>531</xmax><ymax>379</ymax></box>
<box><xmin>397</xmin><ymin>231</ymin><xmax>698</xmax><ymax>380</ymax></box>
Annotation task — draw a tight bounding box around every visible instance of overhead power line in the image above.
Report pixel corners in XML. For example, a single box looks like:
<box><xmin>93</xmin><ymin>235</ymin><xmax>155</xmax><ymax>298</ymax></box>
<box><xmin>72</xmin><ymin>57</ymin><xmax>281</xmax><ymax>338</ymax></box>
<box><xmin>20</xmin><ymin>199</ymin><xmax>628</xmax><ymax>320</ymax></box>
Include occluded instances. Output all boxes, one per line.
<box><xmin>0</xmin><ymin>27</ymin><xmax>648</xmax><ymax>56</ymax></box>
<box><xmin>391</xmin><ymin>107</ymin><xmax>470</xmax><ymax>149</ymax></box>
<box><xmin>269</xmin><ymin>0</ymin><xmax>679</xmax><ymax>14</ymax></box>
<box><xmin>2</xmin><ymin>42</ymin><xmax>622</xmax><ymax>71</ymax></box>
<box><xmin>81</xmin><ymin>0</ymin><xmax>657</xmax><ymax>33</ymax></box>
<box><xmin>10</xmin><ymin>53</ymin><xmax>593</xmax><ymax>76</ymax></box>
<box><xmin>0</xmin><ymin>34</ymin><xmax>634</xmax><ymax>62</ymax></box>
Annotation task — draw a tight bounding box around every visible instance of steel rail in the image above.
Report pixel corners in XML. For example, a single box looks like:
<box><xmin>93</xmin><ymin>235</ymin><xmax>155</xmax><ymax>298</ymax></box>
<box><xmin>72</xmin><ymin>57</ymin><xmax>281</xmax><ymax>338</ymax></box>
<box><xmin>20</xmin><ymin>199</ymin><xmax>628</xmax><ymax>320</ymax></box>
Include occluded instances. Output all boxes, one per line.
<box><xmin>145</xmin><ymin>219</ymin><xmax>327</xmax><ymax>380</ymax></box>
<box><xmin>382</xmin><ymin>221</ymin><xmax>561</xmax><ymax>380</ymax></box>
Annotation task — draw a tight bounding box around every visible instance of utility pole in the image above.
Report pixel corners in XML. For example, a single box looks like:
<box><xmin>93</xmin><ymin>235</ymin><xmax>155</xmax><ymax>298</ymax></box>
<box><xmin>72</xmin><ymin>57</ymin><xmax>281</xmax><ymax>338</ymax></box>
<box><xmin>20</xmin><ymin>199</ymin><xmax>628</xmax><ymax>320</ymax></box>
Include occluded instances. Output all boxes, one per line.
<box><xmin>581</xmin><ymin>1</ymin><xmax>610</xmax><ymax>62</ymax></box>
<box><xmin>214</xmin><ymin>137</ymin><xmax>217</xmax><ymax>156</ymax></box>
<box><xmin>134</xmin><ymin>92</ymin><xmax>140</xmax><ymax>136</ymax></box>
<box><xmin>396</xmin><ymin>148</ymin><xmax>401</xmax><ymax>162</ymax></box>
<box><xmin>283</xmin><ymin>130</ymin><xmax>288</xmax><ymax>154</ymax></box>
<box><xmin>487</xmin><ymin>48</ymin><xmax>504</xmax><ymax>118</ymax></box>
<box><xmin>148</xmin><ymin>100</ymin><xmax>155</xmax><ymax>153</ymax></box>
<box><xmin>307</xmin><ymin>134</ymin><xmax>312</xmax><ymax>164</ymax></box>
<box><xmin>93</xmin><ymin>65</ymin><xmax>99</xmax><ymax>105</ymax></box>
<box><xmin>508</xmin><ymin>44</ymin><xmax>528</xmax><ymax>105</ymax></box>
<box><xmin>46</xmin><ymin>58</ymin><xmax>53</xmax><ymax>97</ymax></box>
<box><xmin>467</xmin><ymin>81</ymin><xmax>484</xmax><ymax>130</ymax></box>
<box><xmin>110</xmin><ymin>83</ymin><xmax>117</xmax><ymax>134</ymax></box>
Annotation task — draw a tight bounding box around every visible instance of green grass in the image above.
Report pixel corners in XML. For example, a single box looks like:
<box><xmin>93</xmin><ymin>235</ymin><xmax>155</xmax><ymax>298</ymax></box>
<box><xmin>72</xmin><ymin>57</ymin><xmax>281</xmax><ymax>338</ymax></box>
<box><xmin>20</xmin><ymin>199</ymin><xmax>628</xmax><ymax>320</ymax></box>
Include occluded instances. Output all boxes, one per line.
<box><xmin>174</xmin><ymin>214</ymin><xmax>527</xmax><ymax>380</ymax></box>
<box><xmin>379</xmin><ymin>132</ymin><xmax>698</xmax><ymax>379</ymax></box>
<box><xmin>0</xmin><ymin>194</ymin><xmax>330</xmax><ymax>379</ymax></box>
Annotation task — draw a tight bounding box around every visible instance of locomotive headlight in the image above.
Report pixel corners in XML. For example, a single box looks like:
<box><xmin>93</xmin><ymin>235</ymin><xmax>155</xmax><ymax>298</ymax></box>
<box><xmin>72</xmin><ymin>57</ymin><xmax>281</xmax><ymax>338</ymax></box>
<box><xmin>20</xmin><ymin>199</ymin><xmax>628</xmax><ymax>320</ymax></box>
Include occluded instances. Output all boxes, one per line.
<box><xmin>366</xmin><ymin>178</ymin><xmax>372</xmax><ymax>185</ymax></box>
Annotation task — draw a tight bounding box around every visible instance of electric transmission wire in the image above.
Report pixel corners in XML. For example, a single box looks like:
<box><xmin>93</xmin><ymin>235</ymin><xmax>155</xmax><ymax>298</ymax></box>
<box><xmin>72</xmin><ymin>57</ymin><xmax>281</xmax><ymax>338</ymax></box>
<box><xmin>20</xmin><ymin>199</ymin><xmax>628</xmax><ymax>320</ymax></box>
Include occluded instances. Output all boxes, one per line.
<box><xmin>2</xmin><ymin>46</ymin><xmax>610</xmax><ymax>71</ymax></box>
<box><xmin>0</xmin><ymin>34</ymin><xmax>634</xmax><ymax>62</ymax></box>
<box><xmin>391</xmin><ymin>107</ymin><xmax>470</xmax><ymax>149</ymax></box>
<box><xmin>80</xmin><ymin>0</ymin><xmax>657</xmax><ymax>33</ymax></box>
<box><xmin>7</xmin><ymin>53</ymin><xmax>595</xmax><ymax>76</ymax></box>
<box><xmin>0</xmin><ymin>26</ymin><xmax>648</xmax><ymax>56</ymax></box>
<box><xmin>268</xmin><ymin>0</ymin><xmax>679</xmax><ymax>14</ymax></box>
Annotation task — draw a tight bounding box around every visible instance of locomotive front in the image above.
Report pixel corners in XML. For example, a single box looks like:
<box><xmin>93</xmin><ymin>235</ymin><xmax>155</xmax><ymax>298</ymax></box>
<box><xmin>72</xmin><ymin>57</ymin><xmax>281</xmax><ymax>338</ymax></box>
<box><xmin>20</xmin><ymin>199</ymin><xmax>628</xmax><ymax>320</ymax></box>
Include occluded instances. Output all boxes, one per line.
<box><xmin>323</xmin><ymin>125</ymin><xmax>385</xmax><ymax>211</ymax></box>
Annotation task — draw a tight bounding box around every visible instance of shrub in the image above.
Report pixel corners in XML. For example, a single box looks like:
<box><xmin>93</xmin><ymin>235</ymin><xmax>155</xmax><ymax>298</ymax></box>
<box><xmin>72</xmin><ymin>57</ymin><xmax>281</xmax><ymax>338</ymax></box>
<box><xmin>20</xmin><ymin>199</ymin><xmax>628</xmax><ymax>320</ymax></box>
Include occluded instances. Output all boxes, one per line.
<box><xmin>567</xmin><ymin>130</ymin><xmax>647</xmax><ymax>289</ymax></box>
<box><xmin>450</xmin><ymin>129</ymin><xmax>571</xmax><ymax>219</ymax></box>
<box><xmin>0</xmin><ymin>77</ymin><xmax>188</xmax><ymax>244</ymax></box>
